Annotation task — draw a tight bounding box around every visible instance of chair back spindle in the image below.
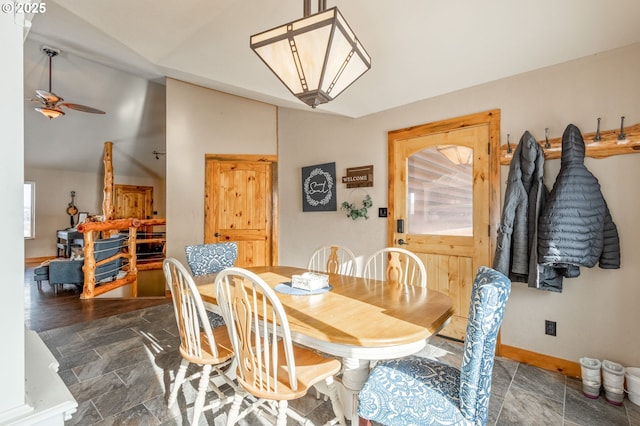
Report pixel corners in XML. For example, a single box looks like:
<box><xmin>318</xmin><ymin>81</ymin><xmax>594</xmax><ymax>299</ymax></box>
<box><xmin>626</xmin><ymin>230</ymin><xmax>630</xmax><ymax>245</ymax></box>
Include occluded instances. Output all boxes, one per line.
<box><xmin>307</xmin><ymin>245</ymin><xmax>357</xmax><ymax>276</ymax></box>
<box><xmin>363</xmin><ymin>247</ymin><xmax>427</xmax><ymax>287</ymax></box>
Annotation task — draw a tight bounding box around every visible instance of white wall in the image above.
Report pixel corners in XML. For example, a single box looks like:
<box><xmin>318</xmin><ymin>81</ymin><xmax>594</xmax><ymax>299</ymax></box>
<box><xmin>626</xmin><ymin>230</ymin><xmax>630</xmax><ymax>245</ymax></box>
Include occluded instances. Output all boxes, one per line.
<box><xmin>24</xmin><ymin>167</ymin><xmax>164</xmax><ymax>259</ymax></box>
<box><xmin>165</xmin><ymin>79</ymin><xmax>277</xmax><ymax>266</ymax></box>
<box><xmin>0</xmin><ymin>12</ymin><xmax>27</xmax><ymax>416</ymax></box>
<box><xmin>277</xmin><ymin>43</ymin><xmax>640</xmax><ymax>368</ymax></box>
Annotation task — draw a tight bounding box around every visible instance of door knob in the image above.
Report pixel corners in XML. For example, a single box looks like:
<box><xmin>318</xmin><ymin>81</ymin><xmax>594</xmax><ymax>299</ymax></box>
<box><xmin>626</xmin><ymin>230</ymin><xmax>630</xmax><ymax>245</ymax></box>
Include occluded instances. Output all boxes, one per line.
<box><xmin>214</xmin><ymin>232</ymin><xmax>221</xmax><ymax>237</ymax></box>
<box><xmin>397</xmin><ymin>239</ymin><xmax>409</xmax><ymax>245</ymax></box>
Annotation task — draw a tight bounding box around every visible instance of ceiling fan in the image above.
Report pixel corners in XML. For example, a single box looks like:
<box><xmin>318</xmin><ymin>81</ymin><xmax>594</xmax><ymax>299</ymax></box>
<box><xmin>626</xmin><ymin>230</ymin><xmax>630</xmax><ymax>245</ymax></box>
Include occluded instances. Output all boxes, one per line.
<box><xmin>28</xmin><ymin>47</ymin><xmax>106</xmax><ymax>119</ymax></box>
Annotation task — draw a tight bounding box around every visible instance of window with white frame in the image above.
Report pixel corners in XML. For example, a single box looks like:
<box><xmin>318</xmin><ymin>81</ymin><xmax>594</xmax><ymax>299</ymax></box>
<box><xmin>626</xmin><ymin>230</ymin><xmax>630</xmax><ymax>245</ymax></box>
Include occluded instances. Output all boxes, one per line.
<box><xmin>24</xmin><ymin>181</ymin><xmax>35</xmax><ymax>238</ymax></box>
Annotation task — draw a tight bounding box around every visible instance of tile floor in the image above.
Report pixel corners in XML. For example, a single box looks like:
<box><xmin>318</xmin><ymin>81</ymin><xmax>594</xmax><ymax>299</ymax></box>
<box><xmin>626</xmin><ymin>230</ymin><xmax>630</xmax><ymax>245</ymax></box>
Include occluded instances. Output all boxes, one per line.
<box><xmin>38</xmin><ymin>304</ymin><xmax>640</xmax><ymax>425</ymax></box>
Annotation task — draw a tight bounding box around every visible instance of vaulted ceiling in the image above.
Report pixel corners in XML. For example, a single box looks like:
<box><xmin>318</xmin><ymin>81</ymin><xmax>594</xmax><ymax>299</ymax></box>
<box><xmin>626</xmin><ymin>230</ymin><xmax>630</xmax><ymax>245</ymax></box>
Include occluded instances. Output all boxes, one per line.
<box><xmin>23</xmin><ymin>0</ymin><xmax>640</xmax><ymax>177</ymax></box>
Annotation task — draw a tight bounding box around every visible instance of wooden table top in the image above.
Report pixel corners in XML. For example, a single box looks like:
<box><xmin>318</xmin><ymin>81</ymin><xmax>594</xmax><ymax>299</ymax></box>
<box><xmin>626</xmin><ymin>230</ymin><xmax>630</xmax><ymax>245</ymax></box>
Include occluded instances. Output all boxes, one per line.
<box><xmin>195</xmin><ymin>265</ymin><xmax>454</xmax><ymax>349</ymax></box>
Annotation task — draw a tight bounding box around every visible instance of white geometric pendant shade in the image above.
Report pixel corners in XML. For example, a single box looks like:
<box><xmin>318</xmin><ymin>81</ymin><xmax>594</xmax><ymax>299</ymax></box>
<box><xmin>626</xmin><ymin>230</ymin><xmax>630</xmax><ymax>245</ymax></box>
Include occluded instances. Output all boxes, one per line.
<box><xmin>251</xmin><ymin>6</ymin><xmax>371</xmax><ymax>108</ymax></box>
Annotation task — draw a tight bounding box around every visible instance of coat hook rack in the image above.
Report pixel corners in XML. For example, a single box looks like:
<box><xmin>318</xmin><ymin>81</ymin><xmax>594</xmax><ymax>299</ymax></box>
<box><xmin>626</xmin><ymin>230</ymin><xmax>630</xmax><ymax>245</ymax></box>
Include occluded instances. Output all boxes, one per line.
<box><xmin>153</xmin><ymin>150</ymin><xmax>166</xmax><ymax>160</ymax></box>
<box><xmin>618</xmin><ymin>116</ymin><xmax>626</xmax><ymax>141</ymax></box>
<box><xmin>544</xmin><ymin>128</ymin><xmax>551</xmax><ymax>149</ymax></box>
<box><xmin>499</xmin><ymin>119</ymin><xmax>640</xmax><ymax>165</ymax></box>
<box><xmin>593</xmin><ymin>118</ymin><xmax>601</xmax><ymax>142</ymax></box>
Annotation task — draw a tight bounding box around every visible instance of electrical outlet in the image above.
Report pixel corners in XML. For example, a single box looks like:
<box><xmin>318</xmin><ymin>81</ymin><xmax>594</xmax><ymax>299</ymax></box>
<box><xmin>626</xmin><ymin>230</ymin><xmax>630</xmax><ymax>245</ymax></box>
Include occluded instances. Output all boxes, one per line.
<box><xmin>545</xmin><ymin>320</ymin><xmax>556</xmax><ymax>336</ymax></box>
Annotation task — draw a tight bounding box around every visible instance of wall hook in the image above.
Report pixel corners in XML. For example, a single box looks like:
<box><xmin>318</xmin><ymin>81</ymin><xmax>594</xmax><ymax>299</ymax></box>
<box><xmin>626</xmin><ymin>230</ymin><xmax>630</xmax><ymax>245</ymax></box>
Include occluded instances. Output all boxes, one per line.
<box><xmin>153</xmin><ymin>150</ymin><xmax>166</xmax><ymax>160</ymax></box>
<box><xmin>593</xmin><ymin>117</ymin><xmax>601</xmax><ymax>142</ymax></box>
<box><xmin>618</xmin><ymin>116</ymin><xmax>626</xmax><ymax>140</ymax></box>
<box><xmin>506</xmin><ymin>133</ymin><xmax>512</xmax><ymax>153</ymax></box>
<box><xmin>544</xmin><ymin>128</ymin><xmax>550</xmax><ymax>149</ymax></box>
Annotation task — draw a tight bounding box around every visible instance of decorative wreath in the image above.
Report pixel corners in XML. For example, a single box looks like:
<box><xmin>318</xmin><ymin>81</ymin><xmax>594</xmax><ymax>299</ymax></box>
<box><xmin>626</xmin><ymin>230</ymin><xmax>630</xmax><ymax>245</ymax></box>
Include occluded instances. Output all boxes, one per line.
<box><xmin>341</xmin><ymin>193</ymin><xmax>373</xmax><ymax>220</ymax></box>
<box><xmin>304</xmin><ymin>167</ymin><xmax>334</xmax><ymax>207</ymax></box>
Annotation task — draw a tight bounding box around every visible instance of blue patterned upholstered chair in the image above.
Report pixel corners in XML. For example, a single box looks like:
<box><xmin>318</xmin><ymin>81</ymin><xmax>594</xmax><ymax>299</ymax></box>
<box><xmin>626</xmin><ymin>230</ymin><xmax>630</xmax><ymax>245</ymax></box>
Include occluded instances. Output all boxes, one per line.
<box><xmin>358</xmin><ymin>266</ymin><xmax>511</xmax><ymax>426</ymax></box>
<box><xmin>184</xmin><ymin>242</ymin><xmax>238</xmax><ymax>328</ymax></box>
<box><xmin>184</xmin><ymin>242</ymin><xmax>238</xmax><ymax>276</ymax></box>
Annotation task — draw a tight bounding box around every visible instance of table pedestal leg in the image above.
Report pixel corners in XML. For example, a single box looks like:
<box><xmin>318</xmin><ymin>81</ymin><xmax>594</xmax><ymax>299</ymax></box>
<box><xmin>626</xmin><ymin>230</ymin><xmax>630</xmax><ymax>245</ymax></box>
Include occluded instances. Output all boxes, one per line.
<box><xmin>337</xmin><ymin>357</ymin><xmax>370</xmax><ymax>422</ymax></box>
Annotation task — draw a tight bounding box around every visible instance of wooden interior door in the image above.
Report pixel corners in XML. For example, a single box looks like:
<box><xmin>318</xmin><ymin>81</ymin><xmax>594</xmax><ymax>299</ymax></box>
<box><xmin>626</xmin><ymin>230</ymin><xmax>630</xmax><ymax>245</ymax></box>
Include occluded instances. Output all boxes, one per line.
<box><xmin>114</xmin><ymin>185</ymin><xmax>153</xmax><ymax>219</ymax></box>
<box><xmin>204</xmin><ymin>155</ymin><xmax>277</xmax><ymax>267</ymax></box>
<box><xmin>389</xmin><ymin>110</ymin><xmax>500</xmax><ymax>340</ymax></box>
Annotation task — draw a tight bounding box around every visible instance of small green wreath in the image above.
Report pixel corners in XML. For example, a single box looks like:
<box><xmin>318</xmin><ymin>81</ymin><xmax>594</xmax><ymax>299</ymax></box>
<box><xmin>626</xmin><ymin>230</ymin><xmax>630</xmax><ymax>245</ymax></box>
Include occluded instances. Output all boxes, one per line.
<box><xmin>341</xmin><ymin>194</ymin><xmax>373</xmax><ymax>220</ymax></box>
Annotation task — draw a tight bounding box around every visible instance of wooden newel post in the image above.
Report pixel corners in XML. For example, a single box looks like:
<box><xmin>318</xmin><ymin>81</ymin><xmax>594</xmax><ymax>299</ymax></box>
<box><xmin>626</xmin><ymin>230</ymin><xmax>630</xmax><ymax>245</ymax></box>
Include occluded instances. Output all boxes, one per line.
<box><xmin>103</xmin><ymin>141</ymin><xmax>115</xmax><ymax>237</ymax></box>
<box><xmin>82</xmin><ymin>231</ymin><xmax>96</xmax><ymax>299</ymax></box>
<box><xmin>128</xmin><ymin>225</ymin><xmax>138</xmax><ymax>297</ymax></box>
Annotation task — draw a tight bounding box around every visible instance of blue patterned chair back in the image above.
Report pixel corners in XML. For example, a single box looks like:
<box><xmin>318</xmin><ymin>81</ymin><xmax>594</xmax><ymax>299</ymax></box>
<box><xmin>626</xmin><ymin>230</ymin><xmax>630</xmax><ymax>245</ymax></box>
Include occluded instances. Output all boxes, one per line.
<box><xmin>184</xmin><ymin>242</ymin><xmax>238</xmax><ymax>276</ymax></box>
<box><xmin>459</xmin><ymin>266</ymin><xmax>511</xmax><ymax>425</ymax></box>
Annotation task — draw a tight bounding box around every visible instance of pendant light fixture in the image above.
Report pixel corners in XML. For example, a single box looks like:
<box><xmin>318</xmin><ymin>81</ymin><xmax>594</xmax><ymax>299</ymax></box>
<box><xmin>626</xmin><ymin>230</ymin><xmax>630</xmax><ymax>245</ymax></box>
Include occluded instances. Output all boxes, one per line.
<box><xmin>250</xmin><ymin>0</ymin><xmax>371</xmax><ymax>108</ymax></box>
<box><xmin>437</xmin><ymin>145</ymin><xmax>474</xmax><ymax>166</ymax></box>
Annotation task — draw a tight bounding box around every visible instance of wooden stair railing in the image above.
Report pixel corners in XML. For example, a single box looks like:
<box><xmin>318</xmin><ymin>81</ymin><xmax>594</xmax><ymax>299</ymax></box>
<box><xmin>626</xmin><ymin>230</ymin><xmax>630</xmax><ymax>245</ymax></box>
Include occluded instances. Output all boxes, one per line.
<box><xmin>77</xmin><ymin>218</ymin><xmax>166</xmax><ymax>299</ymax></box>
<box><xmin>135</xmin><ymin>218</ymin><xmax>167</xmax><ymax>271</ymax></box>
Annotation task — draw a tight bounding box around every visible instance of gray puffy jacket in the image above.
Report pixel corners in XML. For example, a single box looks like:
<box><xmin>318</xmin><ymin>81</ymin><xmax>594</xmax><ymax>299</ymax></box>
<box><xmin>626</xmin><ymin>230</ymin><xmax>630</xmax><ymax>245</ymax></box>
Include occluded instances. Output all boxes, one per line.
<box><xmin>493</xmin><ymin>131</ymin><xmax>563</xmax><ymax>291</ymax></box>
<box><xmin>538</xmin><ymin>124</ymin><xmax>620</xmax><ymax>277</ymax></box>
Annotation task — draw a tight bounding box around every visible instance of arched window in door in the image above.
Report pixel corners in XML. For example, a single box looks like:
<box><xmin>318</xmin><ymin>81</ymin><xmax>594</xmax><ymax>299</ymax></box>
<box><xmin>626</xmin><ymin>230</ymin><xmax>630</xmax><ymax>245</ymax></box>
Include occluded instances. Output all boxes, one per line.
<box><xmin>407</xmin><ymin>145</ymin><xmax>473</xmax><ymax>236</ymax></box>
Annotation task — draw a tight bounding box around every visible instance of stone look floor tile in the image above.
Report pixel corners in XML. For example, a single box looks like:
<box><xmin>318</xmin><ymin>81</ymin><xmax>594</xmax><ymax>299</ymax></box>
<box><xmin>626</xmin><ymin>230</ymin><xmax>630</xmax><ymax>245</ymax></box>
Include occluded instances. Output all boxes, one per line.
<box><xmin>57</xmin><ymin>328</ymin><xmax>140</xmax><ymax>357</ymax></box>
<box><xmin>66</xmin><ymin>399</ymin><xmax>103</xmax><ymax>426</ymax></box>
<box><xmin>487</xmin><ymin>394</ymin><xmax>504</xmax><ymax>425</ymax></box>
<box><xmin>72</xmin><ymin>343</ymin><xmax>156</xmax><ymax>381</ymax></box>
<box><xmin>39</xmin><ymin>305</ymin><xmax>634</xmax><ymax>426</ymax></box>
<box><xmin>509</xmin><ymin>362</ymin><xmax>566</xmax><ymax>401</ymax></box>
<box><xmin>497</xmin><ymin>385</ymin><xmax>564</xmax><ymax>425</ymax></box>
<box><xmin>97</xmin><ymin>403</ymin><xmax>161</xmax><ymax>426</ymax></box>
<box><xmin>491</xmin><ymin>357</ymin><xmax>519</xmax><ymax>397</ymax></box>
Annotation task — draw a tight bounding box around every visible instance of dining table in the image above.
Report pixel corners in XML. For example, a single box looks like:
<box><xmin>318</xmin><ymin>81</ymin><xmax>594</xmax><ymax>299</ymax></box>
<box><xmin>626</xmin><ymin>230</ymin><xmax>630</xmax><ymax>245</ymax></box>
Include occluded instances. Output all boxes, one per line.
<box><xmin>194</xmin><ymin>265</ymin><xmax>454</xmax><ymax>422</ymax></box>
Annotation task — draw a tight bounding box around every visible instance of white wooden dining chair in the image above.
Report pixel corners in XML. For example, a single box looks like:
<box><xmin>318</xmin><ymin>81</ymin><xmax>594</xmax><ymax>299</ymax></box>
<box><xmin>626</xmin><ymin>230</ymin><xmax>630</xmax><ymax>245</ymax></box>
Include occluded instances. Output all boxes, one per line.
<box><xmin>307</xmin><ymin>245</ymin><xmax>358</xmax><ymax>276</ymax></box>
<box><xmin>162</xmin><ymin>258</ymin><xmax>237</xmax><ymax>425</ymax></box>
<box><xmin>214</xmin><ymin>267</ymin><xmax>346</xmax><ymax>426</ymax></box>
<box><xmin>363</xmin><ymin>247</ymin><xmax>427</xmax><ymax>287</ymax></box>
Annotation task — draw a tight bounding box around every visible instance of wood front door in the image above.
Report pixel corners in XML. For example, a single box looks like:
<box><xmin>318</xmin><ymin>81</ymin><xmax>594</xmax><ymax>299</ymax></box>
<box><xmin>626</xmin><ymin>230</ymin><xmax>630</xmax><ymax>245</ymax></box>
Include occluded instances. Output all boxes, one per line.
<box><xmin>114</xmin><ymin>184</ymin><xmax>153</xmax><ymax>219</ymax></box>
<box><xmin>204</xmin><ymin>155</ymin><xmax>277</xmax><ymax>267</ymax></box>
<box><xmin>389</xmin><ymin>110</ymin><xmax>500</xmax><ymax>340</ymax></box>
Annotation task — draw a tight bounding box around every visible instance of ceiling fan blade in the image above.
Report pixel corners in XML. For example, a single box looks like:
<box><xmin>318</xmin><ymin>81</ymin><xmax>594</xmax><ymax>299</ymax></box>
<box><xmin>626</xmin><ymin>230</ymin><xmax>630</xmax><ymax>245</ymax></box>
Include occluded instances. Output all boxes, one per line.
<box><xmin>35</xmin><ymin>89</ymin><xmax>62</xmax><ymax>104</ymax></box>
<box><xmin>60</xmin><ymin>103</ymin><xmax>106</xmax><ymax>114</ymax></box>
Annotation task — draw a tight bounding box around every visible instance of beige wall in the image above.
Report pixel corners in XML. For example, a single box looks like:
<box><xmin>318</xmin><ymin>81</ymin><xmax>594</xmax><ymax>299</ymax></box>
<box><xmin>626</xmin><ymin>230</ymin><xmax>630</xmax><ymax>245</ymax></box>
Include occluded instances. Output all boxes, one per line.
<box><xmin>276</xmin><ymin>43</ymin><xmax>640</xmax><ymax>367</ymax></box>
<box><xmin>163</xmin><ymin>44</ymin><xmax>639</xmax><ymax>368</ymax></box>
<box><xmin>165</xmin><ymin>79</ymin><xmax>277</xmax><ymax>266</ymax></box>
<box><xmin>24</xmin><ymin>167</ymin><xmax>165</xmax><ymax>259</ymax></box>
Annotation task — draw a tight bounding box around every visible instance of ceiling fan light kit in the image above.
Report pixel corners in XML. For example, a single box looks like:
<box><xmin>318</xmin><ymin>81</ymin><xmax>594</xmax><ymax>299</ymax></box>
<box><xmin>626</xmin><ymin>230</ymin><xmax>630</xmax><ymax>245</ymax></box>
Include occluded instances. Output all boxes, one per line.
<box><xmin>35</xmin><ymin>106</ymin><xmax>65</xmax><ymax>119</ymax></box>
<box><xmin>30</xmin><ymin>46</ymin><xmax>107</xmax><ymax>119</ymax></box>
<box><xmin>250</xmin><ymin>0</ymin><xmax>371</xmax><ymax>108</ymax></box>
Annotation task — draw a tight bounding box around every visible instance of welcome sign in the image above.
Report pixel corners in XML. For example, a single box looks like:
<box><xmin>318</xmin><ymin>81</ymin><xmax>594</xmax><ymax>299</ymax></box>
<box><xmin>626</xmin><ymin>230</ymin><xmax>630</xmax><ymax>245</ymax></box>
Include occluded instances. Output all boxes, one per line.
<box><xmin>342</xmin><ymin>165</ymin><xmax>373</xmax><ymax>188</ymax></box>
